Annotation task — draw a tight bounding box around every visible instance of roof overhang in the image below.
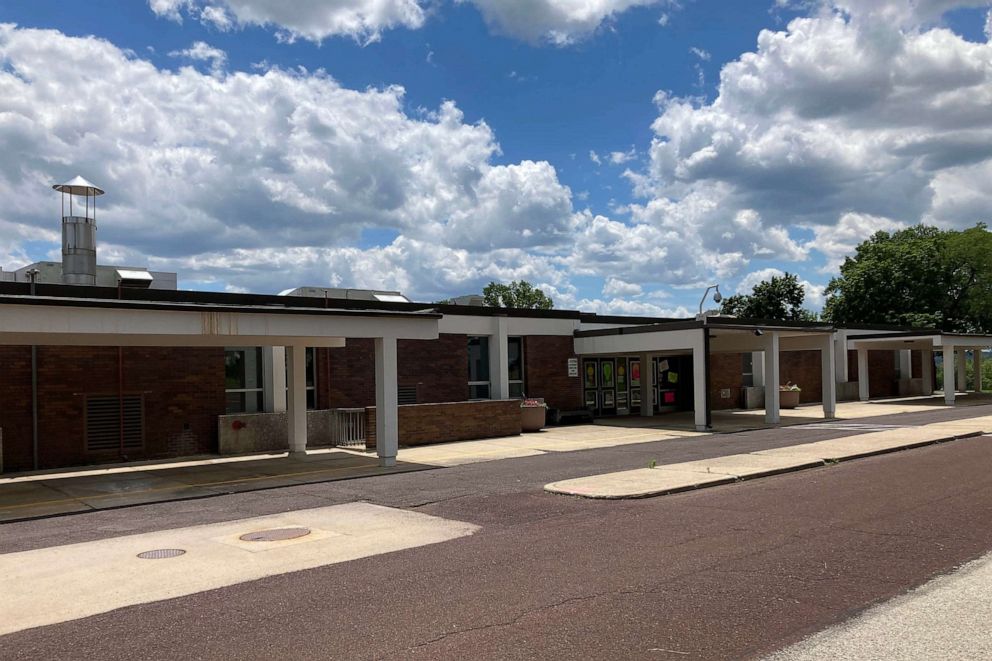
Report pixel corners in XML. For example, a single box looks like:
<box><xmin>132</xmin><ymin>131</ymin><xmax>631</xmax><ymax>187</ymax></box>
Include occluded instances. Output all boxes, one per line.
<box><xmin>846</xmin><ymin>331</ymin><xmax>992</xmax><ymax>351</ymax></box>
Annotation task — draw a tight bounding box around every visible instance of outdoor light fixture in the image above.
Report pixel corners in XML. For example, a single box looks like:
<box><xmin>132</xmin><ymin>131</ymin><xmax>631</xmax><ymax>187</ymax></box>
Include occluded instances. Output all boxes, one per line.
<box><xmin>754</xmin><ymin>329</ymin><xmax>764</xmax><ymax>337</ymax></box>
<box><xmin>698</xmin><ymin>284</ymin><xmax>723</xmax><ymax>317</ymax></box>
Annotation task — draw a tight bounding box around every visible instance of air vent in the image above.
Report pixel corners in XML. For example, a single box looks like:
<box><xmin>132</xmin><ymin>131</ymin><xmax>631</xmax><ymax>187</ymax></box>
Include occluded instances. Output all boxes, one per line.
<box><xmin>86</xmin><ymin>395</ymin><xmax>144</xmax><ymax>452</ymax></box>
<box><xmin>397</xmin><ymin>385</ymin><xmax>418</xmax><ymax>406</ymax></box>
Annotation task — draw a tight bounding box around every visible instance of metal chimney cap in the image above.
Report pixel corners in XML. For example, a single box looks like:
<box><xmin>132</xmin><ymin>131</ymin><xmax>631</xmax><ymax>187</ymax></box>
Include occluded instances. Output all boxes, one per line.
<box><xmin>52</xmin><ymin>176</ymin><xmax>104</xmax><ymax>196</ymax></box>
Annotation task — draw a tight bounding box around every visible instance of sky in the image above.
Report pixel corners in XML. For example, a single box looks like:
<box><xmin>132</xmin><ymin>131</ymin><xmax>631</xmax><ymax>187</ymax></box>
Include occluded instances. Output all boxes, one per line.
<box><xmin>2</xmin><ymin>1</ymin><xmax>992</xmax><ymax>316</ymax></box>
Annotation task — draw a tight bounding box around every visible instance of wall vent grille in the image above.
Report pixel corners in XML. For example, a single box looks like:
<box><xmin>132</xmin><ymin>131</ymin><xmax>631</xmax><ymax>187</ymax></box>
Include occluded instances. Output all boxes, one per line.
<box><xmin>86</xmin><ymin>395</ymin><xmax>144</xmax><ymax>452</ymax></box>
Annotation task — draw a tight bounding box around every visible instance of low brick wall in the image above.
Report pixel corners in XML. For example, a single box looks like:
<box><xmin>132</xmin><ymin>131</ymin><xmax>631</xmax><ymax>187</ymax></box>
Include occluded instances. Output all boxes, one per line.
<box><xmin>366</xmin><ymin>400</ymin><xmax>522</xmax><ymax>449</ymax></box>
<box><xmin>217</xmin><ymin>410</ymin><xmax>334</xmax><ymax>454</ymax></box>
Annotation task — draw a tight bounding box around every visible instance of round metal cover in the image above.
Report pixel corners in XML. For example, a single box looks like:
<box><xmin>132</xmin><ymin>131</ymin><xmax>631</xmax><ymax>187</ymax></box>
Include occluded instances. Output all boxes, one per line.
<box><xmin>137</xmin><ymin>548</ymin><xmax>186</xmax><ymax>560</ymax></box>
<box><xmin>239</xmin><ymin>527</ymin><xmax>311</xmax><ymax>542</ymax></box>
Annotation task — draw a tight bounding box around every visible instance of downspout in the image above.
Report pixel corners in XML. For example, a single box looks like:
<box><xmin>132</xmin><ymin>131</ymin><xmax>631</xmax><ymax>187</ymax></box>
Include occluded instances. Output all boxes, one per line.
<box><xmin>703</xmin><ymin>327</ymin><xmax>712</xmax><ymax>429</ymax></box>
<box><xmin>28</xmin><ymin>269</ymin><xmax>39</xmax><ymax>471</ymax></box>
<box><xmin>117</xmin><ymin>282</ymin><xmax>125</xmax><ymax>460</ymax></box>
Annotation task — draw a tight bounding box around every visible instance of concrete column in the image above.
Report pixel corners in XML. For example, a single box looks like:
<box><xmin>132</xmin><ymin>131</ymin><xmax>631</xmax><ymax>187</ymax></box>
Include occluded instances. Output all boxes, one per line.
<box><xmin>834</xmin><ymin>331</ymin><xmax>849</xmax><ymax>384</ymax></box>
<box><xmin>943</xmin><ymin>345</ymin><xmax>956</xmax><ymax>405</ymax></box>
<box><xmin>857</xmin><ymin>348</ymin><xmax>870</xmax><ymax>401</ymax></box>
<box><xmin>820</xmin><ymin>335</ymin><xmax>836</xmax><ymax>418</ymax></box>
<box><xmin>921</xmin><ymin>349</ymin><xmax>934</xmax><ymax>396</ymax></box>
<box><xmin>263</xmin><ymin>346</ymin><xmax>287</xmax><ymax>413</ymax></box>
<box><xmin>488</xmin><ymin>317</ymin><xmax>509</xmax><ymax>400</ymax></box>
<box><xmin>375</xmin><ymin>336</ymin><xmax>399</xmax><ymax>467</ymax></box>
<box><xmin>286</xmin><ymin>345</ymin><xmax>307</xmax><ymax>455</ymax></box>
<box><xmin>899</xmin><ymin>349</ymin><xmax>912</xmax><ymax>380</ymax></box>
<box><xmin>752</xmin><ymin>351</ymin><xmax>765</xmax><ymax>388</ymax></box>
<box><xmin>976</xmin><ymin>349</ymin><xmax>984</xmax><ymax>392</ymax></box>
<box><xmin>956</xmin><ymin>350</ymin><xmax>968</xmax><ymax>392</ymax></box>
<box><xmin>692</xmin><ymin>332</ymin><xmax>709</xmax><ymax>432</ymax></box>
<box><xmin>764</xmin><ymin>332</ymin><xmax>780</xmax><ymax>424</ymax></box>
<box><xmin>639</xmin><ymin>352</ymin><xmax>653</xmax><ymax>416</ymax></box>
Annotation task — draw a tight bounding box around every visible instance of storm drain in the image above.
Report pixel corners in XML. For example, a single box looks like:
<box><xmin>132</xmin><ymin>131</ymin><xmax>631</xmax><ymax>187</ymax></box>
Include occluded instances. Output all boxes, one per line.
<box><xmin>239</xmin><ymin>527</ymin><xmax>311</xmax><ymax>542</ymax></box>
<box><xmin>137</xmin><ymin>548</ymin><xmax>186</xmax><ymax>560</ymax></box>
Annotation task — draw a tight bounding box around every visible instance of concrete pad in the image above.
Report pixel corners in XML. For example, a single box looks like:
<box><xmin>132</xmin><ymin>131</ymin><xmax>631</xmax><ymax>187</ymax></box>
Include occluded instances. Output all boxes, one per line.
<box><xmin>0</xmin><ymin>502</ymin><xmax>479</xmax><ymax>636</ymax></box>
<box><xmin>545</xmin><ymin>468</ymin><xmax>734</xmax><ymax>499</ymax></box>
<box><xmin>658</xmin><ymin>454</ymin><xmax>825</xmax><ymax>479</ymax></box>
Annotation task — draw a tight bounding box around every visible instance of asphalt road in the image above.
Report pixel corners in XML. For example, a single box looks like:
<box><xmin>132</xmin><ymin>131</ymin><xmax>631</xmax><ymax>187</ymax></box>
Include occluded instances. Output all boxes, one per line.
<box><xmin>3</xmin><ymin>408</ymin><xmax>992</xmax><ymax>660</ymax></box>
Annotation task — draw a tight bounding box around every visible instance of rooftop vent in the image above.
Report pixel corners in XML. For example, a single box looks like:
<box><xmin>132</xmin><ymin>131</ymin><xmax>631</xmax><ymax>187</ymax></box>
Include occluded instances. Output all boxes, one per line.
<box><xmin>53</xmin><ymin>176</ymin><xmax>104</xmax><ymax>286</ymax></box>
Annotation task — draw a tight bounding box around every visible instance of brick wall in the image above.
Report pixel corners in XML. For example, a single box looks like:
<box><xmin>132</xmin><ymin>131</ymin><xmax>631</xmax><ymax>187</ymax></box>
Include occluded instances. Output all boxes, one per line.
<box><xmin>524</xmin><ymin>336</ymin><xmax>583</xmax><ymax>410</ymax></box>
<box><xmin>708</xmin><ymin>353</ymin><xmax>744</xmax><ymax>410</ymax></box>
<box><xmin>365</xmin><ymin>399</ymin><xmax>521</xmax><ymax>449</ymax></box>
<box><xmin>0</xmin><ymin>346</ymin><xmax>225</xmax><ymax>472</ymax></box>
<box><xmin>781</xmin><ymin>350</ymin><xmax>822</xmax><ymax>404</ymax></box>
<box><xmin>848</xmin><ymin>349</ymin><xmax>898</xmax><ymax>398</ymax></box>
<box><xmin>709</xmin><ymin>351</ymin><xmax>824</xmax><ymax>406</ymax></box>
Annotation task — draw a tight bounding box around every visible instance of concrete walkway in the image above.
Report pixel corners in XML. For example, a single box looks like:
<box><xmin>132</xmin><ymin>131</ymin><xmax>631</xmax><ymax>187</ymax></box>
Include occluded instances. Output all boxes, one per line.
<box><xmin>546</xmin><ymin>416</ymin><xmax>992</xmax><ymax>499</ymax></box>
<box><xmin>0</xmin><ymin>451</ymin><xmax>431</xmax><ymax>523</ymax></box>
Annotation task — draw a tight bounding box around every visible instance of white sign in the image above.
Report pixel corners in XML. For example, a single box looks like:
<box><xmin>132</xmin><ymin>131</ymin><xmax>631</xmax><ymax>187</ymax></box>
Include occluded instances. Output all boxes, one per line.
<box><xmin>567</xmin><ymin>358</ymin><xmax>579</xmax><ymax>377</ymax></box>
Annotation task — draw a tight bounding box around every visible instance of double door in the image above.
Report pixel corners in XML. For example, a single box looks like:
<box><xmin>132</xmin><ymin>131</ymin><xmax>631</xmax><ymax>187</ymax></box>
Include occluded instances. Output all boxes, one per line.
<box><xmin>582</xmin><ymin>355</ymin><xmax>694</xmax><ymax>417</ymax></box>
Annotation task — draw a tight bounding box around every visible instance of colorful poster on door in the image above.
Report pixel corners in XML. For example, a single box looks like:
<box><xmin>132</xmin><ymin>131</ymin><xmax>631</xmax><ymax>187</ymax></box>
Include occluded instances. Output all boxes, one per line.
<box><xmin>630</xmin><ymin>360</ymin><xmax>640</xmax><ymax>387</ymax></box>
<box><xmin>616</xmin><ymin>358</ymin><xmax>627</xmax><ymax>391</ymax></box>
<box><xmin>603</xmin><ymin>390</ymin><xmax>615</xmax><ymax>408</ymax></box>
<box><xmin>583</xmin><ymin>360</ymin><xmax>597</xmax><ymax>389</ymax></box>
<box><xmin>584</xmin><ymin>390</ymin><xmax>598</xmax><ymax>409</ymax></box>
<box><xmin>601</xmin><ymin>359</ymin><xmax>615</xmax><ymax>389</ymax></box>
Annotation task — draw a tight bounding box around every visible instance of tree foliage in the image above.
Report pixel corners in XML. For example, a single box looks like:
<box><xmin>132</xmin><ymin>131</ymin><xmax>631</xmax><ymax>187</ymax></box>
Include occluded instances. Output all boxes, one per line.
<box><xmin>483</xmin><ymin>280</ymin><xmax>554</xmax><ymax>310</ymax></box>
<box><xmin>720</xmin><ymin>272</ymin><xmax>817</xmax><ymax>321</ymax></box>
<box><xmin>822</xmin><ymin>224</ymin><xmax>992</xmax><ymax>332</ymax></box>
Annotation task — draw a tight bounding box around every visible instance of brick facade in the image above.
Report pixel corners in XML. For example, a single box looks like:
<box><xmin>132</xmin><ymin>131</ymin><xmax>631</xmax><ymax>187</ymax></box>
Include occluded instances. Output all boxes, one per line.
<box><xmin>365</xmin><ymin>399</ymin><xmax>521</xmax><ymax>449</ymax></box>
<box><xmin>708</xmin><ymin>353</ymin><xmax>745</xmax><ymax>410</ymax></box>
<box><xmin>0</xmin><ymin>346</ymin><xmax>224</xmax><ymax>472</ymax></box>
<box><xmin>848</xmin><ymin>350</ymin><xmax>899</xmax><ymax>398</ymax></box>
<box><xmin>523</xmin><ymin>335</ymin><xmax>583</xmax><ymax>410</ymax></box>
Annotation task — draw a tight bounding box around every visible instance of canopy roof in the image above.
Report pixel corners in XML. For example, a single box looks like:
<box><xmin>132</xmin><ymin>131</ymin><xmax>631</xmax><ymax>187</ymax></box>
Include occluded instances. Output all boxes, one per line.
<box><xmin>52</xmin><ymin>176</ymin><xmax>104</xmax><ymax>196</ymax></box>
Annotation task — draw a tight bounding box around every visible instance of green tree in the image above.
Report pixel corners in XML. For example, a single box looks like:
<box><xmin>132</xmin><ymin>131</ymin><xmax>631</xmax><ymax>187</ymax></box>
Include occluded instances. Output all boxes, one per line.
<box><xmin>483</xmin><ymin>280</ymin><xmax>554</xmax><ymax>310</ymax></box>
<box><xmin>822</xmin><ymin>223</ymin><xmax>992</xmax><ymax>332</ymax></box>
<box><xmin>720</xmin><ymin>272</ymin><xmax>817</xmax><ymax>321</ymax></box>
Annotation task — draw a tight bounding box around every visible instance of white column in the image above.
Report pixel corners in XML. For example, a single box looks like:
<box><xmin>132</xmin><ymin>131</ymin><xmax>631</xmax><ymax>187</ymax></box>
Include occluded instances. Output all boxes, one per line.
<box><xmin>921</xmin><ymin>349</ymin><xmax>934</xmax><ymax>396</ymax></box>
<box><xmin>943</xmin><ymin>345</ymin><xmax>956</xmax><ymax>405</ymax></box>
<box><xmin>957</xmin><ymin>350</ymin><xmax>968</xmax><ymax>392</ymax></box>
<box><xmin>264</xmin><ymin>346</ymin><xmax>287</xmax><ymax>413</ymax></box>
<box><xmin>286</xmin><ymin>345</ymin><xmax>307</xmax><ymax>455</ymax></box>
<box><xmin>639</xmin><ymin>352</ymin><xmax>653</xmax><ymax>416</ymax></box>
<box><xmin>820</xmin><ymin>335</ymin><xmax>836</xmax><ymax>418</ymax></box>
<box><xmin>834</xmin><ymin>331</ymin><xmax>849</xmax><ymax>384</ymax></box>
<box><xmin>764</xmin><ymin>332</ymin><xmax>780</xmax><ymax>424</ymax></box>
<box><xmin>899</xmin><ymin>349</ymin><xmax>912</xmax><ymax>380</ymax></box>
<box><xmin>692</xmin><ymin>332</ymin><xmax>708</xmax><ymax>432</ymax></box>
<box><xmin>976</xmin><ymin>349</ymin><xmax>984</xmax><ymax>392</ymax></box>
<box><xmin>375</xmin><ymin>336</ymin><xmax>399</xmax><ymax>467</ymax></box>
<box><xmin>857</xmin><ymin>348</ymin><xmax>870</xmax><ymax>401</ymax></box>
<box><xmin>752</xmin><ymin>351</ymin><xmax>765</xmax><ymax>387</ymax></box>
<box><xmin>488</xmin><ymin>317</ymin><xmax>509</xmax><ymax>400</ymax></box>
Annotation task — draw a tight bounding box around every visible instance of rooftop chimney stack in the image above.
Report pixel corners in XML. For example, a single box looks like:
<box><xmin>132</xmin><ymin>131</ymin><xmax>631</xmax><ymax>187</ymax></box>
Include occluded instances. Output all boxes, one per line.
<box><xmin>53</xmin><ymin>176</ymin><xmax>104</xmax><ymax>286</ymax></box>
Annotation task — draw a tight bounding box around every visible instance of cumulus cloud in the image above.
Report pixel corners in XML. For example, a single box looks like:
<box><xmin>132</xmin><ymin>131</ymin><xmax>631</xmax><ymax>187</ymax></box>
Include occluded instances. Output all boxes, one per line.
<box><xmin>169</xmin><ymin>41</ymin><xmax>227</xmax><ymax>74</ymax></box>
<box><xmin>149</xmin><ymin>0</ymin><xmax>427</xmax><ymax>44</ymax></box>
<box><xmin>602</xmin><ymin>277</ymin><xmax>642</xmax><ymax>297</ymax></box>
<box><xmin>464</xmin><ymin>0</ymin><xmax>663</xmax><ymax>46</ymax></box>
<box><xmin>0</xmin><ymin>24</ymin><xmax>578</xmax><ymax>299</ymax></box>
<box><xmin>631</xmin><ymin>5</ymin><xmax>992</xmax><ymax>281</ymax></box>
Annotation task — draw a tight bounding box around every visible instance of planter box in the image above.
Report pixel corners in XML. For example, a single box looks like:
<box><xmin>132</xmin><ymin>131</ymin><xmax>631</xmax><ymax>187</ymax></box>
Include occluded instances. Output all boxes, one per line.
<box><xmin>779</xmin><ymin>390</ymin><xmax>800</xmax><ymax>409</ymax></box>
<box><xmin>521</xmin><ymin>406</ymin><xmax>547</xmax><ymax>432</ymax></box>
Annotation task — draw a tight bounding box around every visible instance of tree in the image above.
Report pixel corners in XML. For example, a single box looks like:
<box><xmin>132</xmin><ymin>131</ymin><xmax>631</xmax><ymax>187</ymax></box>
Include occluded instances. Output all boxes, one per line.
<box><xmin>822</xmin><ymin>223</ymin><xmax>992</xmax><ymax>332</ymax></box>
<box><xmin>483</xmin><ymin>280</ymin><xmax>554</xmax><ymax>310</ymax></box>
<box><xmin>720</xmin><ymin>272</ymin><xmax>817</xmax><ymax>321</ymax></box>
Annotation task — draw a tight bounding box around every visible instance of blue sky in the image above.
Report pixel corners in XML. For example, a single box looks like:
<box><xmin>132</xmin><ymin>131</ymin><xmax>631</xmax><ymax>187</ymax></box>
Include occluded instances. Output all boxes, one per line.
<box><xmin>2</xmin><ymin>1</ymin><xmax>992</xmax><ymax>315</ymax></box>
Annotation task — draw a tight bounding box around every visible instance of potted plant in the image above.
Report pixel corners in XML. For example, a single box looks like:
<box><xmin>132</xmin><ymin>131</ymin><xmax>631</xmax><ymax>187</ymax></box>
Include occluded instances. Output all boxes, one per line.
<box><xmin>779</xmin><ymin>383</ymin><xmax>801</xmax><ymax>409</ymax></box>
<box><xmin>520</xmin><ymin>398</ymin><xmax>547</xmax><ymax>432</ymax></box>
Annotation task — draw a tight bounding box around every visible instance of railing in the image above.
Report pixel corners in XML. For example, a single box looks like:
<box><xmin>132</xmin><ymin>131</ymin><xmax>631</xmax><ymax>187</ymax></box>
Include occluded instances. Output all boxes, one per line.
<box><xmin>331</xmin><ymin>408</ymin><xmax>366</xmax><ymax>447</ymax></box>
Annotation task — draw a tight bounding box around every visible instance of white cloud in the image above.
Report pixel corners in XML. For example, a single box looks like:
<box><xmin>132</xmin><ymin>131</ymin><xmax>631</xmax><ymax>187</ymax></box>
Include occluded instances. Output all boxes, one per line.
<box><xmin>169</xmin><ymin>41</ymin><xmax>227</xmax><ymax>74</ymax></box>
<box><xmin>589</xmin><ymin>150</ymin><xmax>602</xmax><ymax>165</ymax></box>
<box><xmin>602</xmin><ymin>277</ymin><xmax>642</xmax><ymax>297</ymax></box>
<box><xmin>459</xmin><ymin>0</ymin><xmax>663</xmax><ymax>46</ymax></box>
<box><xmin>609</xmin><ymin>147</ymin><xmax>637</xmax><ymax>164</ymax></box>
<box><xmin>689</xmin><ymin>46</ymin><xmax>710</xmax><ymax>61</ymax></box>
<box><xmin>808</xmin><ymin>213</ymin><xmax>907</xmax><ymax>272</ymax></box>
<box><xmin>0</xmin><ymin>24</ymin><xmax>579</xmax><ymax>300</ymax></box>
<box><xmin>149</xmin><ymin>0</ymin><xmax>427</xmax><ymax>44</ymax></box>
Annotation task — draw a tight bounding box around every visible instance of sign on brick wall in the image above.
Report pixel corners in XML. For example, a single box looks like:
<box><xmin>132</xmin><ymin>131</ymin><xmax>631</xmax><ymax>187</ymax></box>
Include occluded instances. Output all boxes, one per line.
<box><xmin>567</xmin><ymin>358</ymin><xmax>579</xmax><ymax>377</ymax></box>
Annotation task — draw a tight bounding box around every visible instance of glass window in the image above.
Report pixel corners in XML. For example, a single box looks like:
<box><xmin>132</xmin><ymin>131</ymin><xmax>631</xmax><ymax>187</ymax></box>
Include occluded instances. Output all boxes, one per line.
<box><xmin>508</xmin><ymin>336</ymin><xmax>525</xmax><ymax>398</ymax></box>
<box><xmin>225</xmin><ymin>347</ymin><xmax>264</xmax><ymax>414</ymax></box>
<box><xmin>742</xmin><ymin>353</ymin><xmax>754</xmax><ymax>388</ymax></box>
<box><xmin>468</xmin><ymin>336</ymin><xmax>491</xmax><ymax>399</ymax></box>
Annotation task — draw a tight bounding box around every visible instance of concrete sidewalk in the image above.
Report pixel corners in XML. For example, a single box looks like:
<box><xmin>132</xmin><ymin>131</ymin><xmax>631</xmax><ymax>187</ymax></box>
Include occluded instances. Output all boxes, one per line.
<box><xmin>546</xmin><ymin>416</ymin><xmax>992</xmax><ymax>499</ymax></box>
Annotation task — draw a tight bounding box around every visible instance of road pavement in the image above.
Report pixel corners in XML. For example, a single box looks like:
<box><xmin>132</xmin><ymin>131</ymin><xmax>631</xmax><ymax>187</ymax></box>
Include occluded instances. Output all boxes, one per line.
<box><xmin>2</xmin><ymin>407</ymin><xmax>992</xmax><ymax>659</ymax></box>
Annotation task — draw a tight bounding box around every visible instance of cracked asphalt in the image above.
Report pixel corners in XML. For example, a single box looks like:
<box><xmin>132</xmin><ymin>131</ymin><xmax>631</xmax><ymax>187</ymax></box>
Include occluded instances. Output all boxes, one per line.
<box><xmin>3</xmin><ymin>407</ymin><xmax>992</xmax><ymax>660</ymax></box>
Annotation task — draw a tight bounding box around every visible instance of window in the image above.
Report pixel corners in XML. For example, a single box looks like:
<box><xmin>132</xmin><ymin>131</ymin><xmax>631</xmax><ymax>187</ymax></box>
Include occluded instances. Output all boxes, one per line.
<box><xmin>226</xmin><ymin>347</ymin><xmax>264</xmax><ymax>414</ymax></box>
<box><xmin>508</xmin><ymin>336</ymin><xmax>525</xmax><ymax>398</ymax></box>
<box><xmin>742</xmin><ymin>353</ymin><xmax>754</xmax><ymax>388</ymax></box>
<box><xmin>285</xmin><ymin>347</ymin><xmax>318</xmax><ymax>410</ymax></box>
<box><xmin>468</xmin><ymin>336</ymin><xmax>491</xmax><ymax>399</ymax></box>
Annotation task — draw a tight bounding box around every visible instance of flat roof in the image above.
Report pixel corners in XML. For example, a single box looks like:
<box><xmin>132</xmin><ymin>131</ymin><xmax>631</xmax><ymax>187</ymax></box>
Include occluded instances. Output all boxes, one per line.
<box><xmin>574</xmin><ymin>316</ymin><xmax>835</xmax><ymax>338</ymax></box>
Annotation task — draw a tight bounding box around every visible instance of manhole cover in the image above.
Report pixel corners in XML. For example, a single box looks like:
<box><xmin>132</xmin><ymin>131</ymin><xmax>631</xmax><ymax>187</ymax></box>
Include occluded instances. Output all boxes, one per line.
<box><xmin>239</xmin><ymin>527</ymin><xmax>311</xmax><ymax>542</ymax></box>
<box><xmin>137</xmin><ymin>548</ymin><xmax>186</xmax><ymax>560</ymax></box>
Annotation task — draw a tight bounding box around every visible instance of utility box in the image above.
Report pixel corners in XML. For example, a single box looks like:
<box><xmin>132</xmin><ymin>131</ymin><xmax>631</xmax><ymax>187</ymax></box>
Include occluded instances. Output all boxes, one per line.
<box><xmin>741</xmin><ymin>386</ymin><xmax>765</xmax><ymax>409</ymax></box>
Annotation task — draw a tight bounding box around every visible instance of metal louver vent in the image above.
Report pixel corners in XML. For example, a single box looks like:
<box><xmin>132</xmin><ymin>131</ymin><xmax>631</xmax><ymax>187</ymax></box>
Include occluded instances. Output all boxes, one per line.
<box><xmin>86</xmin><ymin>395</ymin><xmax>144</xmax><ymax>452</ymax></box>
<box><xmin>397</xmin><ymin>385</ymin><xmax>418</xmax><ymax>406</ymax></box>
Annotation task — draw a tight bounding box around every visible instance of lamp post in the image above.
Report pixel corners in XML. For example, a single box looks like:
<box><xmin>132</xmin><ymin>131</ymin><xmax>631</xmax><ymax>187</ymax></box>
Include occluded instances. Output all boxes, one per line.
<box><xmin>697</xmin><ymin>284</ymin><xmax>723</xmax><ymax>322</ymax></box>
